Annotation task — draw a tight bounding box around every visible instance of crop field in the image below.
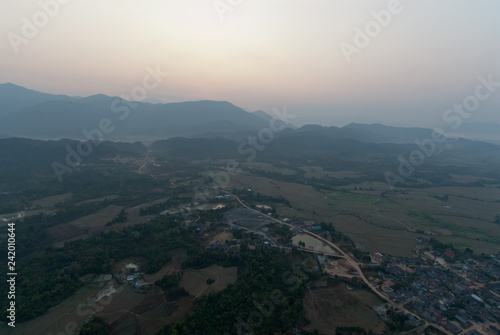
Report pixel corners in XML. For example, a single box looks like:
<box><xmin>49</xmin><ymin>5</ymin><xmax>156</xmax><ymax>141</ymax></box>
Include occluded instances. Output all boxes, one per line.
<box><xmin>29</xmin><ymin>192</ymin><xmax>72</xmax><ymax>208</ymax></box>
<box><xmin>143</xmin><ymin>249</ymin><xmax>188</xmax><ymax>283</ymax></box>
<box><xmin>105</xmin><ymin>286</ymin><xmax>186</xmax><ymax>335</ymax></box>
<box><xmin>242</xmin><ymin>161</ymin><xmax>297</xmax><ymax>175</ymax></box>
<box><xmin>48</xmin><ymin>204</ymin><xmax>124</xmax><ymax>245</ymax></box>
<box><xmin>75</xmin><ymin>195</ymin><xmax>120</xmax><ymax>205</ymax></box>
<box><xmin>300</xmin><ymin>166</ymin><xmax>366</xmax><ymax>179</ymax></box>
<box><xmin>227</xmin><ymin>172</ymin><xmax>500</xmax><ymax>256</ymax></box>
<box><xmin>423</xmin><ymin>186</ymin><xmax>500</xmax><ymax>202</ymax></box>
<box><xmin>49</xmin><ymin>198</ymin><xmax>167</xmax><ymax>247</ymax></box>
<box><xmin>128</xmin><ymin>295</ymin><xmax>194</xmax><ymax>335</ymax></box>
<box><xmin>303</xmin><ymin>281</ymin><xmax>387</xmax><ymax>334</ymax></box>
<box><xmin>292</xmin><ymin>234</ymin><xmax>338</xmax><ymax>254</ymax></box>
<box><xmin>449</xmin><ymin>174</ymin><xmax>496</xmax><ymax>184</ymax></box>
<box><xmin>5</xmin><ymin>250</ymin><xmax>193</xmax><ymax>335</ymax></box>
<box><xmin>179</xmin><ymin>265</ymin><xmax>238</xmax><ymax>298</ymax></box>
<box><xmin>4</xmin><ymin>284</ymin><xmax>128</xmax><ymax>335</ymax></box>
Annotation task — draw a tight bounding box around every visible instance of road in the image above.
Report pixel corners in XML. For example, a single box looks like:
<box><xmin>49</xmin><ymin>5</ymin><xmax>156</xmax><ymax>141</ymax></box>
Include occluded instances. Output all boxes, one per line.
<box><xmin>137</xmin><ymin>151</ymin><xmax>152</xmax><ymax>173</ymax></box>
<box><xmin>220</xmin><ymin>189</ymin><xmax>458</xmax><ymax>335</ymax></box>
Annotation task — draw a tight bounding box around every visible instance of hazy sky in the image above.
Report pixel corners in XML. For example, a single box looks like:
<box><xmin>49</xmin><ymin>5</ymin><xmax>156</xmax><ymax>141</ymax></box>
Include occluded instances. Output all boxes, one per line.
<box><xmin>1</xmin><ymin>0</ymin><xmax>499</xmax><ymax>127</ymax></box>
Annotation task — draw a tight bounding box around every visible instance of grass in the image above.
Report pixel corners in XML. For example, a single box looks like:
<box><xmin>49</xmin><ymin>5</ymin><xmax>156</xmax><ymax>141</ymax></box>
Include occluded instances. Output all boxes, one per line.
<box><xmin>227</xmin><ymin>170</ymin><xmax>500</xmax><ymax>257</ymax></box>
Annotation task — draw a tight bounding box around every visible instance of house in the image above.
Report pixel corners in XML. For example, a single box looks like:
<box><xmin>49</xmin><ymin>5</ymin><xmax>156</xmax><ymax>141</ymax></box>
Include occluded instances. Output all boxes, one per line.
<box><xmin>383</xmin><ymin>280</ymin><xmax>395</xmax><ymax>287</ymax></box>
<box><xmin>370</xmin><ymin>253</ymin><xmax>384</xmax><ymax>263</ymax></box>
<box><xmin>471</xmin><ymin>294</ymin><xmax>483</xmax><ymax>303</ymax></box>
<box><xmin>464</xmin><ymin>330</ymin><xmax>484</xmax><ymax>335</ymax></box>
<box><xmin>125</xmin><ymin>263</ymin><xmax>139</xmax><ymax>271</ymax></box>
<box><xmin>444</xmin><ymin>249</ymin><xmax>455</xmax><ymax>260</ymax></box>
<box><xmin>444</xmin><ymin>322</ymin><xmax>461</xmax><ymax>334</ymax></box>
<box><xmin>208</xmin><ymin>239</ymin><xmax>220</xmax><ymax>248</ymax></box>
<box><xmin>455</xmin><ymin>315</ymin><xmax>468</xmax><ymax>325</ymax></box>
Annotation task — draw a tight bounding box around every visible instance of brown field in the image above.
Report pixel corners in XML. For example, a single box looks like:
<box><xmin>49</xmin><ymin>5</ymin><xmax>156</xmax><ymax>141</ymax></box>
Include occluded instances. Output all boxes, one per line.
<box><xmin>210</xmin><ymin>231</ymin><xmax>233</xmax><ymax>245</ymax></box>
<box><xmin>49</xmin><ymin>199</ymin><xmax>161</xmax><ymax>247</ymax></box>
<box><xmin>300</xmin><ymin>166</ymin><xmax>366</xmax><ymax>179</ymax></box>
<box><xmin>6</xmin><ymin>250</ymin><xmax>193</xmax><ymax>335</ymax></box>
<box><xmin>229</xmin><ymin>174</ymin><xmax>420</xmax><ymax>256</ymax></box>
<box><xmin>325</xmin><ymin>258</ymin><xmax>356</xmax><ymax>278</ymax></box>
<box><xmin>75</xmin><ymin>195</ymin><xmax>120</xmax><ymax>205</ymax></box>
<box><xmin>386</xmin><ymin>191</ymin><xmax>500</xmax><ymax>223</ymax></box>
<box><xmin>49</xmin><ymin>205</ymin><xmax>124</xmax><ymax>245</ymax></box>
<box><xmin>303</xmin><ymin>281</ymin><xmax>387</xmax><ymax>334</ymax></box>
<box><xmin>5</xmin><ymin>283</ymin><xmax>140</xmax><ymax>335</ymax></box>
<box><xmin>227</xmin><ymin>173</ymin><xmax>500</xmax><ymax>256</ymax></box>
<box><xmin>292</xmin><ymin>234</ymin><xmax>338</xmax><ymax>254</ymax></box>
<box><xmin>435</xmin><ymin>236</ymin><xmax>500</xmax><ymax>254</ymax></box>
<box><xmin>334</xmin><ymin>214</ymin><xmax>420</xmax><ymax>256</ymax></box>
<box><xmin>143</xmin><ymin>249</ymin><xmax>188</xmax><ymax>283</ymax></box>
<box><xmin>127</xmin><ymin>197</ymin><xmax>171</xmax><ymax>213</ymax></box>
<box><xmin>30</xmin><ymin>192</ymin><xmax>72</xmax><ymax>208</ymax></box>
<box><xmin>179</xmin><ymin>265</ymin><xmax>238</xmax><ymax>298</ymax></box>
<box><xmin>106</xmin><ymin>293</ymin><xmax>193</xmax><ymax>335</ymax></box>
<box><xmin>449</xmin><ymin>174</ymin><xmax>495</xmax><ymax>184</ymax></box>
<box><xmin>343</xmin><ymin>181</ymin><xmax>393</xmax><ymax>193</ymax></box>
<box><xmin>424</xmin><ymin>186</ymin><xmax>500</xmax><ymax>202</ymax></box>
<box><xmin>3</xmin><ymin>286</ymin><xmax>97</xmax><ymax>335</ymax></box>
<box><xmin>243</xmin><ymin>161</ymin><xmax>297</xmax><ymax>175</ymax></box>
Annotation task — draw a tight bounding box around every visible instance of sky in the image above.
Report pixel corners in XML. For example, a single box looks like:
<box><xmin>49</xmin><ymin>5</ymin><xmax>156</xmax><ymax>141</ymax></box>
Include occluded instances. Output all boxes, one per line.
<box><xmin>1</xmin><ymin>0</ymin><xmax>500</xmax><ymax>127</ymax></box>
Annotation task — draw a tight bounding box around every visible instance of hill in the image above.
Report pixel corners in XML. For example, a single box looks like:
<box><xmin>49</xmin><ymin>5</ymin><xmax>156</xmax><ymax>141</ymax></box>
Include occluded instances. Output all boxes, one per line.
<box><xmin>0</xmin><ymin>84</ymin><xmax>270</xmax><ymax>141</ymax></box>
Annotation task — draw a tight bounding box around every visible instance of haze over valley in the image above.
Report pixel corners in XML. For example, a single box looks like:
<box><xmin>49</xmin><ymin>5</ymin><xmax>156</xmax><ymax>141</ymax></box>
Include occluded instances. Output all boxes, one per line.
<box><xmin>1</xmin><ymin>1</ymin><xmax>500</xmax><ymax>335</ymax></box>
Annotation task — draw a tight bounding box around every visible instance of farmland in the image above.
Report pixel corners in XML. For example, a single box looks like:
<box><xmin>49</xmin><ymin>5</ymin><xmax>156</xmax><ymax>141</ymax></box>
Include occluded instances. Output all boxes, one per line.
<box><xmin>303</xmin><ymin>280</ymin><xmax>387</xmax><ymax>334</ymax></box>
<box><xmin>225</xmin><ymin>172</ymin><xmax>500</xmax><ymax>256</ymax></box>
<box><xmin>292</xmin><ymin>234</ymin><xmax>338</xmax><ymax>254</ymax></box>
<box><xmin>179</xmin><ymin>265</ymin><xmax>238</xmax><ymax>298</ymax></box>
<box><xmin>2</xmin><ymin>135</ymin><xmax>500</xmax><ymax>334</ymax></box>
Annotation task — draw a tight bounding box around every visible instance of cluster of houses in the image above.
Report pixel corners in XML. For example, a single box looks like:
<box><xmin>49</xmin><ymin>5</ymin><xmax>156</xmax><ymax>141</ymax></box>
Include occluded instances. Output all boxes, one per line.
<box><xmin>373</xmin><ymin>304</ymin><xmax>424</xmax><ymax>329</ymax></box>
<box><xmin>370</xmin><ymin>254</ymin><xmax>500</xmax><ymax>334</ymax></box>
<box><xmin>207</xmin><ymin>227</ymin><xmax>273</xmax><ymax>252</ymax></box>
<box><xmin>281</xmin><ymin>217</ymin><xmax>323</xmax><ymax>232</ymax></box>
<box><xmin>120</xmin><ymin>262</ymin><xmax>148</xmax><ymax>290</ymax></box>
<box><xmin>224</xmin><ymin>207</ymin><xmax>274</xmax><ymax>231</ymax></box>
<box><xmin>216</xmin><ymin>207</ymin><xmax>500</xmax><ymax>334</ymax></box>
<box><xmin>187</xmin><ymin>220</ymin><xmax>210</xmax><ymax>233</ymax></box>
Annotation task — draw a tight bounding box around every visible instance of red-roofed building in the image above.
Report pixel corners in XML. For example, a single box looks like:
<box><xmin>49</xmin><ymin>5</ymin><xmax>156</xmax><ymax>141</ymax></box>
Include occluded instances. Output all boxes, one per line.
<box><xmin>444</xmin><ymin>249</ymin><xmax>455</xmax><ymax>260</ymax></box>
<box><xmin>383</xmin><ymin>280</ymin><xmax>395</xmax><ymax>287</ymax></box>
<box><xmin>400</xmin><ymin>265</ymin><xmax>415</xmax><ymax>274</ymax></box>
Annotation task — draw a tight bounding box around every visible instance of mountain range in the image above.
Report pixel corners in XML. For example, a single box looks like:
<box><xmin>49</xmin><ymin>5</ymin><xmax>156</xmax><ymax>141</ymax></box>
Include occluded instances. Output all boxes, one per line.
<box><xmin>0</xmin><ymin>83</ymin><xmax>272</xmax><ymax>141</ymax></box>
<box><xmin>1</xmin><ymin>83</ymin><xmax>499</xmax><ymax>145</ymax></box>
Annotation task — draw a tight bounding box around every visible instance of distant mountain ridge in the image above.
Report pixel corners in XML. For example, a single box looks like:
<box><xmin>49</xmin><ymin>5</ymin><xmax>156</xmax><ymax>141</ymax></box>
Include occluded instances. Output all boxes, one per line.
<box><xmin>0</xmin><ymin>83</ymin><xmax>75</xmax><ymax>117</ymax></box>
<box><xmin>284</xmin><ymin>123</ymin><xmax>436</xmax><ymax>144</ymax></box>
<box><xmin>442</xmin><ymin>122</ymin><xmax>500</xmax><ymax>145</ymax></box>
<box><xmin>0</xmin><ymin>83</ymin><xmax>271</xmax><ymax>141</ymax></box>
<box><xmin>1</xmin><ymin>83</ymin><xmax>498</xmax><ymax>145</ymax></box>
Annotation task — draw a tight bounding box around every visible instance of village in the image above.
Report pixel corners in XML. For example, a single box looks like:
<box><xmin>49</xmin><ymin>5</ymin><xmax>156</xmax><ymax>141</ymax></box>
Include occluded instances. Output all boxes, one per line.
<box><xmin>370</xmin><ymin>252</ymin><xmax>500</xmax><ymax>334</ymax></box>
<box><xmin>198</xmin><ymin>200</ymin><xmax>500</xmax><ymax>335</ymax></box>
